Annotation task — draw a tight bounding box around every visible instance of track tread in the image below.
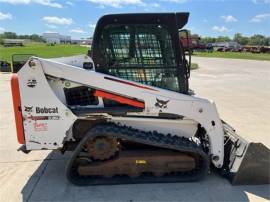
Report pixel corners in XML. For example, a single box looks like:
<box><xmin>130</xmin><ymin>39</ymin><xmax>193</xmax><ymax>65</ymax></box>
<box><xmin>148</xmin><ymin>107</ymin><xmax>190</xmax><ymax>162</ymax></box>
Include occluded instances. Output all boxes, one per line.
<box><xmin>66</xmin><ymin>122</ymin><xmax>210</xmax><ymax>186</ymax></box>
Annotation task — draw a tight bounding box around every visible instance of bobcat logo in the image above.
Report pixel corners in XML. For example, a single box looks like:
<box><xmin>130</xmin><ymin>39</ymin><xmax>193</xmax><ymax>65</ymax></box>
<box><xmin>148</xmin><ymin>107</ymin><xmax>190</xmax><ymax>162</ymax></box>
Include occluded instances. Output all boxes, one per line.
<box><xmin>155</xmin><ymin>98</ymin><xmax>169</xmax><ymax>109</ymax></box>
<box><xmin>27</xmin><ymin>79</ymin><xmax>37</xmax><ymax>88</ymax></box>
<box><xmin>24</xmin><ymin>106</ymin><xmax>33</xmax><ymax>112</ymax></box>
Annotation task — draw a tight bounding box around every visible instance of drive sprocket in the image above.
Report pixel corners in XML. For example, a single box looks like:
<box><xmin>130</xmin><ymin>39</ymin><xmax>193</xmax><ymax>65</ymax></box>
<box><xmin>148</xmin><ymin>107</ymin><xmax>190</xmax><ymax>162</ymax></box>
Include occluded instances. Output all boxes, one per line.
<box><xmin>86</xmin><ymin>136</ymin><xmax>119</xmax><ymax>160</ymax></box>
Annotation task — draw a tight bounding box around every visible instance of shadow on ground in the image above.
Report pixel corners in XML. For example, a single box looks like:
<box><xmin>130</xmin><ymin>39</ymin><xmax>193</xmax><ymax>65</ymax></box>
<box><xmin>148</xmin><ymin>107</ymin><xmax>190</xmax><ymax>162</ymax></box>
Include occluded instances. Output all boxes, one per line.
<box><xmin>21</xmin><ymin>151</ymin><xmax>270</xmax><ymax>202</ymax></box>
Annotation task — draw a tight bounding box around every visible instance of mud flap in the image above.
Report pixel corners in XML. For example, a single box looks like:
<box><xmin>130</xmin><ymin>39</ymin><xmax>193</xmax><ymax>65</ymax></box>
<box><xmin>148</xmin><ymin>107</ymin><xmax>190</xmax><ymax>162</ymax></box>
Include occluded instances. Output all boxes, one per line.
<box><xmin>222</xmin><ymin>121</ymin><xmax>270</xmax><ymax>185</ymax></box>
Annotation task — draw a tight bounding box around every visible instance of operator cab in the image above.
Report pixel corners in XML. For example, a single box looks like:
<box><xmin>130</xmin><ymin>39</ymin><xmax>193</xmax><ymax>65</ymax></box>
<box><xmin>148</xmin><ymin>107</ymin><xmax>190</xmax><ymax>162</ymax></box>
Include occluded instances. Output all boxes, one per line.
<box><xmin>91</xmin><ymin>13</ymin><xmax>191</xmax><ymax>94</ymax></box>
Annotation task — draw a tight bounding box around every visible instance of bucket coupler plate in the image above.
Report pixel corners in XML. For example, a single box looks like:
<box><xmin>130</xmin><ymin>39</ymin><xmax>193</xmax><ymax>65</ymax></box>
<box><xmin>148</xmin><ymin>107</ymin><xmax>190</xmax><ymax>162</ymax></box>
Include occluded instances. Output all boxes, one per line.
<box><xmin>222</xmin><ymin>121</ymin><xmax>270</xmax><ymax>185</ymax></box>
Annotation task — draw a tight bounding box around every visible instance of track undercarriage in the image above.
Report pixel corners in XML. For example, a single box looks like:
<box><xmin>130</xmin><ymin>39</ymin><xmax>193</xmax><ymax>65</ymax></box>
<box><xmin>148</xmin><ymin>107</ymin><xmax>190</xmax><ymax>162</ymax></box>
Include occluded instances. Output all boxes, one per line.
<box><xmin>66</xmin><ymin>123</ymin><xmax>209</xmax><ymax>186</ymax></box>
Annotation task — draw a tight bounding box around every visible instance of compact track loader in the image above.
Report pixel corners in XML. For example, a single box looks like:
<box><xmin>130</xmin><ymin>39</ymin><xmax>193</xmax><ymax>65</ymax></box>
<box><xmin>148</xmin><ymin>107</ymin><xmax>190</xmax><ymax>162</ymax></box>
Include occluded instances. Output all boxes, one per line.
<box><xmin>11</xmin><ymin>13</ymin><xmax>269</xmax><ymax>186</ymax></box>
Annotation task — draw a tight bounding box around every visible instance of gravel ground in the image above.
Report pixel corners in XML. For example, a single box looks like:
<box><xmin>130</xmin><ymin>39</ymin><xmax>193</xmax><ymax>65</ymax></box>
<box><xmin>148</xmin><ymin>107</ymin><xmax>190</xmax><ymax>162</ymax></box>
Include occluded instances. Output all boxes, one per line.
<box><xmin>0</xmin><ymin>57</ymin><xmax>269</xmax><ymax>202</ymax></box>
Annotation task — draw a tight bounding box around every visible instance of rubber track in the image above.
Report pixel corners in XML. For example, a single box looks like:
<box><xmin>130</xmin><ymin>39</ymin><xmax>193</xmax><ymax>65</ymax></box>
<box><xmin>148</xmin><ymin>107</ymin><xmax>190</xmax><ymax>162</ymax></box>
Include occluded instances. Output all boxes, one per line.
<box><xmin>66</xmin><ymin>123</ymin><xmax>210</xmax><ymax>186</ymax></box>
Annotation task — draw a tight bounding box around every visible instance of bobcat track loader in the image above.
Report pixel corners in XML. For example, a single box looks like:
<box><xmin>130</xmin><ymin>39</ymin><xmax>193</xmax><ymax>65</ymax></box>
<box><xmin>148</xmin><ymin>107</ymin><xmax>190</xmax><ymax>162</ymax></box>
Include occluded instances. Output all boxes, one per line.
<box><xmin>11</xmin><ymin>13</ymin><xmax>269</xmax><ymax>186</ymax></box>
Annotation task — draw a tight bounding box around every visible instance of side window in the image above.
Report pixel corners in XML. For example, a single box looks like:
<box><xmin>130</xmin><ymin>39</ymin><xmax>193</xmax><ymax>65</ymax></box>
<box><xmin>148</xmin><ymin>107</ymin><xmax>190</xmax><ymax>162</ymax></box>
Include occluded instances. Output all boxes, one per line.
<box><xmin>99</xmin><ymin>25</ymin><xmax>180</xmax><ymax>92</ymax></box>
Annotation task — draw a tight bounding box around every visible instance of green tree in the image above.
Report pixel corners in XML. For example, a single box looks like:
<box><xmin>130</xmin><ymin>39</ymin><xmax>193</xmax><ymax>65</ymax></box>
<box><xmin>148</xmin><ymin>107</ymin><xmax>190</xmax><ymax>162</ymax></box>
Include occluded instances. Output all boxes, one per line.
<box><xmin>200</xmin><ymin>37</ymin><xmax>216</xmax><ymax>44</ymax></box>
<box><xmin>215</xmin><ymin>36</ymin><xmax>231</xmax><ymax>42</ymax></box>
<box><xmin>30</xmin><ymin>34</ymin><xmax>44</xmax><ymax>42</ymax></box>
<box><xmin>1</xmin><ymin>32</ymin><xmax>17</xmax><ymax>39</ymax></box>
<box><xmin>249</xmin><ymin>34</ymin><xmax>268</xmax><ymax>46</ymax></box>
<box><xmin>266</xmin><ymin>37</ymin><xmax>270</xmax><ymax>46</ymax></box>
<box><xmin>233</xmin><ymin>33</ymin><xmax>249</xmax><ymax>45</ymax></box>
<box><xmin>0</xmin><ymin>32</ymin><xmax>44</xmax><ymax>42</ymax></box>
<box><xmin>191</xmin><ymin>34</ymin><xmax>200</xmax><ymax>39</ymax></box>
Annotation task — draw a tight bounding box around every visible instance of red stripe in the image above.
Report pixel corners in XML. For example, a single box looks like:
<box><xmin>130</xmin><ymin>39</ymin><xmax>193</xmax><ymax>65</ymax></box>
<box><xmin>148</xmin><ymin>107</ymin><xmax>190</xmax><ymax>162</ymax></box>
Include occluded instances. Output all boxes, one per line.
<box><xmin>11</xmin><ymin>74</ymin><xmax>25</xmax><ymax>144</ymax></box>
<box><xmin>95</xmin><ymin>90</ymin><xmax>145</xmax><ymax>108</ymax></box>
<box><xmin>104</xmin><ymin>77</ymin><xmax>158</xmax><ymax>92</ymax></box>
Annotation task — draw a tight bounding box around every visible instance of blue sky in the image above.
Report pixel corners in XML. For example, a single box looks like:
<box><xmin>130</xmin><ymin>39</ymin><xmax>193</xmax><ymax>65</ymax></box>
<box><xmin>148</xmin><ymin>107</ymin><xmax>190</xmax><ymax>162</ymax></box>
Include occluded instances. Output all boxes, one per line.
<box><xmin>0</xmin><ymin>0</ymin><xmax>269</xmax><ymax>39</ymax></box>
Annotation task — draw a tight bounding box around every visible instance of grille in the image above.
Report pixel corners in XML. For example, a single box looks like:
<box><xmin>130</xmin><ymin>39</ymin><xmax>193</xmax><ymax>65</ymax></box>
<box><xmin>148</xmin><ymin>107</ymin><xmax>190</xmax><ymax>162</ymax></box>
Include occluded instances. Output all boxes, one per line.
<box><xmin>64</xmin><ymin>86</ymin><xmax>98</xmax><ymax>106</ymax></box>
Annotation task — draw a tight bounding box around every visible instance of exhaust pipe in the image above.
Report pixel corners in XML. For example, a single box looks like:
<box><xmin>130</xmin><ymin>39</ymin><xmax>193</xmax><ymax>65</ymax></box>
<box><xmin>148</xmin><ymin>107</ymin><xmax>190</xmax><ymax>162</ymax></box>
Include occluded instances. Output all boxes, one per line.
<box><xmin>221</xmin><ymin>121</ymin><xmax>270</xmax><ymax>185</ymax></box>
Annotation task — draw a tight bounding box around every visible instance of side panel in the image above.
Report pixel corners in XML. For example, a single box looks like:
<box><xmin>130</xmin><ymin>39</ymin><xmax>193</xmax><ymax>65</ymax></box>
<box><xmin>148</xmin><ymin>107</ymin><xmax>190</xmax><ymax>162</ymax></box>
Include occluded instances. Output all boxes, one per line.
<box><xmin>10</xmin><ymin>74</ymin><xmax>25</xmax><ymax>144</ymax></box>
<box><xmin>17</xmin><ymin>60</ymin><xmax>77</xmax><ymax>150</ymax></box>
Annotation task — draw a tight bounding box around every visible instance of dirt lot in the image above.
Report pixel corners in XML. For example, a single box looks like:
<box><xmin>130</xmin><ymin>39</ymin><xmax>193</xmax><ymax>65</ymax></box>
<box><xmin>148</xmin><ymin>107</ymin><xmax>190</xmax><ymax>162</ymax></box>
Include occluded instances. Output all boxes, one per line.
<box><xmin>0</xmin><ymin>57</ymin><xmax>269</xmax><ymax>202</ymax></box>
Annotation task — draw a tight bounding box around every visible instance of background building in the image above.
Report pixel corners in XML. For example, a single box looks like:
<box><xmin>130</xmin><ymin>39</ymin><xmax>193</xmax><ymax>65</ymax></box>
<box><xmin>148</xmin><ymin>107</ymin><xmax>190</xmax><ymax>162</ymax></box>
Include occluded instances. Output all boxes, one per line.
<box><xmin>3</xmin><ymin>39</ymin><xmax>25</xmax><ymax>47</ymax></box>
<box><xmin>42</xmin><ymin>32</ymin><xmax>71</xmax><ymax>44</ymax></box>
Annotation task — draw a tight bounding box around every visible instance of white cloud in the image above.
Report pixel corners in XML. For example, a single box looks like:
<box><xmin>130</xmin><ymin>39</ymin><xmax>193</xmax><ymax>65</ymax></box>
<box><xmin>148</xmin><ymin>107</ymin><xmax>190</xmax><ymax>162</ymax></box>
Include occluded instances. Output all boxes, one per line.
<box><xmin>250</xmin><ymin>13</ymin><xmax>270</xmax><ymax>22</ymax></box>
<box><xmin>66</xmin><ymin>1</ymin><xmax>73</xmax><ymax>6</ymax></box>
<box><xmin>161</xmin><ymin>0</ymin><xmax>187</xmax><ymax>4</ymax></box>
<box><xmin>35</xmin><ymin>0</ymin><xmax>62</xmax><ymax>8</ymax></box>
<box><xmin>0</xmin><ymin>12</ymin><xmax>12</xmax><ymax>20</ymax></box>
<box><xmin>87</xmin><ymin>0</ymin><xmax>144</xmax><ymax>8</ymax></box>
<box><xmin>139</xmin><ymin>2</ymin><xmax>160</xmax><ymax>10</ymax></box>
<box><xmin>252</xmin><ymin>0</ymin><xmax>270</xmax><ymax>4</ymax></box>
<box><xmin>221</xmin><ymin>15</ymin><xmax>237</xmax><ymax>22</ymax></box>
<box><xmin>161</xmin><ymin>0</ymin><xmax>187</xmax><ymax>3</ymax></box>
<box><xmin>0</xmin><ymin>0</ymin><xmax>62</xmax><ymax>8</ymax></box>
<box><xmin>70</xmin><ymin>28</ymin><xmax>86</xmax><ymax>34</ymax></box>
<box><xmin>45</xmin><ymin>24</ymin><xmax>58</xmax><ymax>29</ymax></box>
<box><xmin>0</xmin><ymin>0</ymin><xmax>31</xmax><ymax>3</ymax></box>
<box><xmin>212</xmin><ymin>26</ymin><xmax>230</xmax><ymax>33</ymax></box>
<box><xmin>44</xmin><ymin>30</ymin><xmax>57</xmax><ymax>33</ymax></box>
<box><xmin>43</xmin><ymin>16</ymin><xmax>73</xmax><ymax>25</ymax></box>
<box><xmin>145</xmin><ymin>2</ymin><xmax>160</xmax><ymax>7</ymax></box>
<box><xmin>0</xmin><ymin>27</ymin><xmax>5</xmax><ymax>33</ymax></box>
<box><xmin>88</xmin><ymin>23</ymin><xmax>96</xmax><ymax>29</ymax></box>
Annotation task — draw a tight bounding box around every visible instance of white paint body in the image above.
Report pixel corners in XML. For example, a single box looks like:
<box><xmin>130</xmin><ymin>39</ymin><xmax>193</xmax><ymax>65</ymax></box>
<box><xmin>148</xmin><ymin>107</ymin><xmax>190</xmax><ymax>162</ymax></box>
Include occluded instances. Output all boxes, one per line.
<box><xmin>17</xmin><ymin>55</ymin><xmax>225</xmax><ymax>168</ymax></box>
